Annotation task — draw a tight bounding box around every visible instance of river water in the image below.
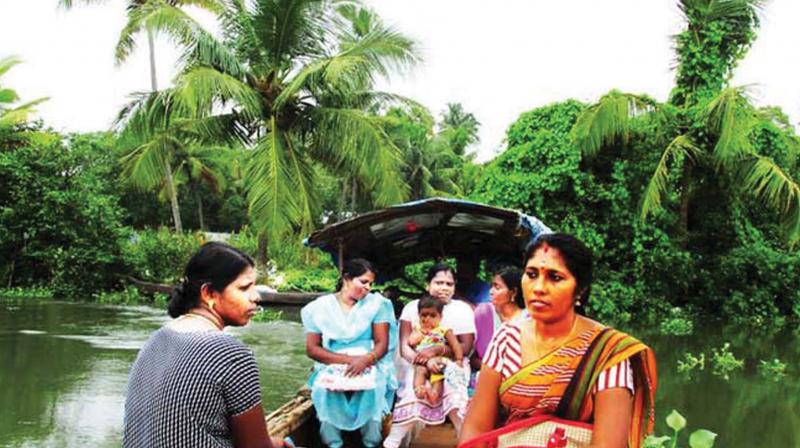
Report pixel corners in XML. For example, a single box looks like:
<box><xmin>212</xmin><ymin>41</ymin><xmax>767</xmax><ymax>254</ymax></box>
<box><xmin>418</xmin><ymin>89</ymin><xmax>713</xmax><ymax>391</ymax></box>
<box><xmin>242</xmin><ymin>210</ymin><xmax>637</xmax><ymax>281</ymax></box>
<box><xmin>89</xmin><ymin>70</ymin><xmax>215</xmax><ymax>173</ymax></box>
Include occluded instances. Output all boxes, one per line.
<box><xmin>1</xmin><ymin>299</ymin><xmax>798</xmax><ymax>447</ymax></box>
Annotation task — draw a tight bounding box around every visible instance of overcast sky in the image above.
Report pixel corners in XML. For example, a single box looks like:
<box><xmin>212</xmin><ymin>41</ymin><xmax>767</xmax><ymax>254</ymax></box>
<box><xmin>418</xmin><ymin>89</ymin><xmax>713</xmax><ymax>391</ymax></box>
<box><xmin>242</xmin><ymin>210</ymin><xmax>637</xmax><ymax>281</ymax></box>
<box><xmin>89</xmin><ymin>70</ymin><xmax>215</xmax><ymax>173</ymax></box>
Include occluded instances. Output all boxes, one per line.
<box><xmin>2</xmin><ymin>0</ymin><xmax>799</xmax><ymax>160</ymax></box>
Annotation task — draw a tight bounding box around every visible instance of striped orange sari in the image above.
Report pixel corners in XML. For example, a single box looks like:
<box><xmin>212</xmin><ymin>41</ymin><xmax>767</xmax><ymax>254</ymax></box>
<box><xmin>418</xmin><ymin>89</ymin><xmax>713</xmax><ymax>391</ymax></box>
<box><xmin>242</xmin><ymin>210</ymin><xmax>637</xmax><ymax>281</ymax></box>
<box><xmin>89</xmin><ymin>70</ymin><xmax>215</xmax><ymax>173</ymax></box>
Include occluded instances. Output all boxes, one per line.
<box><xmin>498</xmin><ymin>327</ymin><xmax>657</xmax><ymax>448</ymax></box>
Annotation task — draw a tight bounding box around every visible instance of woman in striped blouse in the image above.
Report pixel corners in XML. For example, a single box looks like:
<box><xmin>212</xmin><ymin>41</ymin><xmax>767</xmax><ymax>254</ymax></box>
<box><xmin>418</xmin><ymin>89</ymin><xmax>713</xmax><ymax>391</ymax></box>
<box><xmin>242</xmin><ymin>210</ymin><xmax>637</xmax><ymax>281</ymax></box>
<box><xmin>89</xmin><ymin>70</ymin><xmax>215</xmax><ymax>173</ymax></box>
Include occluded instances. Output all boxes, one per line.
<box><xmin>460</xmin><ymin>233</ymin><xmax>657</xmax><ymax>448</ymax></box>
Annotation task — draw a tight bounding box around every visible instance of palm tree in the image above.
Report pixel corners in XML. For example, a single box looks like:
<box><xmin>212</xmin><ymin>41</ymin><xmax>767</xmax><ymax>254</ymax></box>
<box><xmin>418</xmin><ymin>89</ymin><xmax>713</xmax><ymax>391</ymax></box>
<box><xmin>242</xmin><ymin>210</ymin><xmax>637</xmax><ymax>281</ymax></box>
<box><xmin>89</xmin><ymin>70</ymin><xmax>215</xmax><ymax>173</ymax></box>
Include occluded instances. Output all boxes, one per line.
<box><xmin>59</xmin><ymin>0</ymin><xmax>224</xmax><ymax>233</ymax></box>
<box><xmin>439</xmin><ymin>102</ymin><xmax>480</xmax><ymax>156</ymax></box>
<box><xmin>571</xmin><ymin>0</ymin><xmax>800</xmax><ymax>245</ymax></box>
<box><xmin>172</xmin><ymin>145</ymin><xmax>231</xmax><ymax>230</ymax></box>
<box><xmin>384</xmin><ymin>105</ymin><xmax>461</xmax><ymax>200</ymax></box>
<box><xmin>117</xmin><ymin>0</ymin><xmax>418</xmax><ymax>255</ymax></box>
<box><xmin>0</xmin><ymin>56</ymin><xmax>47</xmax><ymax>145</ymax></box>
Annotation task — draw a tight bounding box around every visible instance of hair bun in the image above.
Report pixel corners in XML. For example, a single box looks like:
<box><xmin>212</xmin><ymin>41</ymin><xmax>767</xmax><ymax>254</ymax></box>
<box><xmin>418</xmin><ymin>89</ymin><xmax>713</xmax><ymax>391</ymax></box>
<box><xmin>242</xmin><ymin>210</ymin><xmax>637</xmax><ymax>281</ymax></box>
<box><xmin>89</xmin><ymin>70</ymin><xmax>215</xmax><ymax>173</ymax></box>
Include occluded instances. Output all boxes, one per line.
<box><xmin>167</xmin><ymin>279</ymin><xmax>191</xmax><ymax>318</ymax></box>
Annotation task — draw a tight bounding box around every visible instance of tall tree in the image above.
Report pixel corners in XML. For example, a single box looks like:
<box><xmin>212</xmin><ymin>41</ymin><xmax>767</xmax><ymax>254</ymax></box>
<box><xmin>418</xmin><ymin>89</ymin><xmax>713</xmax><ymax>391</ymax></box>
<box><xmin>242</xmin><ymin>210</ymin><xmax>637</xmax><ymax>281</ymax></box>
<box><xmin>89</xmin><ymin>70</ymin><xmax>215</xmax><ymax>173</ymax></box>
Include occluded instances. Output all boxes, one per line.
<box><xmin>117</xmin><ymin>0</ymin><xmax>418</xmax><ymax>257</ymax></box>
<box><xmin>384</xmin><ymin>105</ymin><xmax>462</xmax><ymax>200</ymax></box>
<box><xmin>439</xmin><ymin>102</ymin><xmax>480</xmax><ymax>156</ymax></box>
<box><xmin>59</xmin><ymin>0</ymin><xmax>224</xmax><ymax>233</ymax></box>
<box><xmin>571</xmin><ymin>0</ymin><xmax>800</xmax><ymax>245</ymax></box>
<box><xmin>172</xmin><ymin>145</ymin><xmax>230</xmax><ymax>230</ymax></box>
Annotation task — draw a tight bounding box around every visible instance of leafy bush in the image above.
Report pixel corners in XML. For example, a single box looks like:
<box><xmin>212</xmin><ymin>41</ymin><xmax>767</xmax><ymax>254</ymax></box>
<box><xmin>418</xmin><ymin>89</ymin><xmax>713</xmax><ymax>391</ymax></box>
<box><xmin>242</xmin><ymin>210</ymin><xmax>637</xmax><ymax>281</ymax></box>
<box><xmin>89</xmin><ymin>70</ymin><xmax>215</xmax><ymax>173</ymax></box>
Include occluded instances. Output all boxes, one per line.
<box><xmin>123</xmin><ymin>228</ymin><xmax>204</xmax><ymax>283</ymax></box>
<box><xmin>660</xmin><ymin>308</ymin><xmax>694</xmax><ymax>336</ymax></box>
<box><xmin>0</xmin><ymin>131</ymin><xmax>130</xmax><ymax>298</ymax></box>
<box><xmin>471</xmin><ymin>100</ymin><xmax>686</xmax><ymax>324</ymax></box>
<box><xmin>277</xmin><ymin>266</ymin><xmax>338</xmax><ymax>292</ymax></box>
<box><xmin>471</xmin><ymin>99</ymin><xmax>800</xmax><ymax>325</ymax></box>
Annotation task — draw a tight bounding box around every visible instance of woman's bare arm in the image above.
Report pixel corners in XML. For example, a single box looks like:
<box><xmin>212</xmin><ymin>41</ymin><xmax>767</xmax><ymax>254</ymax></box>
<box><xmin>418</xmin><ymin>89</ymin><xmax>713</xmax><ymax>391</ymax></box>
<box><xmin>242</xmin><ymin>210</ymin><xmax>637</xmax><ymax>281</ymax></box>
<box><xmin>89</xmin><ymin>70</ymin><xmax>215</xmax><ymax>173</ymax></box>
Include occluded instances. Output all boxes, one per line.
<box><xmin>399</xmin><ymin>319</ymin><xmax>419</xmax><ymax>363</ymax></box>
<box><xmin>459</xmin><ymin>364</ymin><xmax>501</xmax><ymax>446</ymax></box>
<box><xmin>590</xmin><ymin>388</ymin><xmax>634</xmax><ymax>448</ymax></box>
<box><xmin>370</xmin><ymin>322</ymin><xmax>390</xmax><ymax>359</ymax></box>
<box><xmin>444</xmin><ymin>329</ymin><xmax>464</xmax><ymax>362</ymax></box>
<box><xmin>229</xmin><ymin>404</ymin><xmax>280</xmax><ymax>448</ymax></box>
<box><xmin>305</xmin><ymin>333</ymin><xmax>352</xmax><ymax>365</ymax></box>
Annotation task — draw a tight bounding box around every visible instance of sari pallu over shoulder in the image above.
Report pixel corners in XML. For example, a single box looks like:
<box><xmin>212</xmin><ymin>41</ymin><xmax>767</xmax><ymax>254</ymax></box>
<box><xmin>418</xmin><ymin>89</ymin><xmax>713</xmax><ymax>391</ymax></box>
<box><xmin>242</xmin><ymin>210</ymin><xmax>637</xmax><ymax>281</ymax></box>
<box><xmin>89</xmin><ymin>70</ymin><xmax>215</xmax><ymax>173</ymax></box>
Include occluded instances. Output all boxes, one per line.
<box><xmin>469</xmin><ymin>327</ymin><xmax>657</xmax><ymax>448</ymax></box>
<box><xmin>557</xmin><ymin>328</ymin><xmax>657</xmax><ymax>448</ymax></box>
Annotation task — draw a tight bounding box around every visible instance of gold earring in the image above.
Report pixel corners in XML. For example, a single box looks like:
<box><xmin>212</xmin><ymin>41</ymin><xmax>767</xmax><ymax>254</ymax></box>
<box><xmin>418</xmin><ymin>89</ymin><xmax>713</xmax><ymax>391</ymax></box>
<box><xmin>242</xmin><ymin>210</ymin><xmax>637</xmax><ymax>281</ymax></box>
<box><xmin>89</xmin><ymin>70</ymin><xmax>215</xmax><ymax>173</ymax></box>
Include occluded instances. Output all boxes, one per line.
<box><xmin>575</xmin><ymin>300</ymin><xmax>582</xmax><ymax>307</ymax></box>
<box><xmin>208</xmin><ymin>300</ymin><xmax>215</xmax><ymax>311</ymax></box>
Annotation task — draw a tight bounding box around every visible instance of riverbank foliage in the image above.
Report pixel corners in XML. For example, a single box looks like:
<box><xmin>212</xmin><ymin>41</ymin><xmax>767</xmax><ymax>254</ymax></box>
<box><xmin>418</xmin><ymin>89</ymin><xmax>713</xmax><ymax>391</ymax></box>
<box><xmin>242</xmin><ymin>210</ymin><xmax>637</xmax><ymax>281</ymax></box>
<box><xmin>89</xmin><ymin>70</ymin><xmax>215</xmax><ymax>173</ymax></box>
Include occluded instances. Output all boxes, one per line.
<box><xmin>0</xmin><ymin>0</ymin><xmax>799</xmax><ymax>325</ymax></box>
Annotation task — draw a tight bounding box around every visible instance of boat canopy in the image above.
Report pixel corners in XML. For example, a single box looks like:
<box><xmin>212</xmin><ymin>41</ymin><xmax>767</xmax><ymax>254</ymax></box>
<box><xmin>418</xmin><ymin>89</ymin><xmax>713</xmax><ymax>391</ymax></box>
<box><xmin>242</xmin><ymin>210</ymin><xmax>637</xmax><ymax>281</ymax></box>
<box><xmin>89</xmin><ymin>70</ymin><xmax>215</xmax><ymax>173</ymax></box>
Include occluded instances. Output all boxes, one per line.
<box><xmin>305</xmin><ymin>198</ymin><xmax>550</xmax><ymax>279</ymax></box>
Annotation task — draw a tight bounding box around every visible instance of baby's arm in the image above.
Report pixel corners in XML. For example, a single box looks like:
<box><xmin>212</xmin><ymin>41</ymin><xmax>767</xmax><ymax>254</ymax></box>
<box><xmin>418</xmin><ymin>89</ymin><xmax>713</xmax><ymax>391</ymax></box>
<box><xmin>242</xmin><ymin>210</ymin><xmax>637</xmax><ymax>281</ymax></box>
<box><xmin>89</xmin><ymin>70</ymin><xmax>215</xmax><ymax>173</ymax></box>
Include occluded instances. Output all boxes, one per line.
<box><xmin>444</xmin><ymin>329</ymin><xmax>463</xmax><ymax>364</ymax></box>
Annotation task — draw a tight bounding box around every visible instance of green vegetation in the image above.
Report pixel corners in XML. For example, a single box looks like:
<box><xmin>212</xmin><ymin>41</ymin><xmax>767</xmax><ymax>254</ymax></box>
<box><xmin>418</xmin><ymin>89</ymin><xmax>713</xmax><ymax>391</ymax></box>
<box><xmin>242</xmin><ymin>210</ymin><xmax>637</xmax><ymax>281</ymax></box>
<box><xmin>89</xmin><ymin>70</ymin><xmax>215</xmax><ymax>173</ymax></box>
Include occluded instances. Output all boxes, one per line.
<box><xmin>710</xmin><ymin>342</ymin><xmax>744</xmax><ymax>380</ymax></box>
<box><xmin>0</xmin><ymin>287</ymin><xmax>53</xmax><ymax>300</ymax></box>
<box><xmin>250</xmin><ymin>308</ymin><xmax>284</xmax><ymax>323</ymax></box>
<box><xmin>676</xmin><ymin>343</ymin><xmax>747</xmax><ymax>381</ymax></box>
<box><xmin>94</xmin><ymin>286</ymin><xmax>169</xmax><ymax>307</ymax></box>
<box><xmin>0</xmin><ymin>0</ymin><xmax>797</xmax><ymax>330</ymax></box>
<box><xmin>677</xmin><ymin>351</ymin><xmax>705</xmax><ymax>380</ymax></box>
<box><xmin>757</xmin><ymin>358</ymin><xmax>787</xmax><ymax>381</ymax></box>
<box><xmin>645</xmin><ymin>410</ymin><xmax>717</xmax><ymax>448</ymax></box>
<box><xmin>471</xmin><ymin>0</ymin><xmax>800</xmax><ymax>326</ymax></box>
<box><xmin>660</xmin><ymin>308</ymin><xmax>694</xmax><ymax>336</ymax></box>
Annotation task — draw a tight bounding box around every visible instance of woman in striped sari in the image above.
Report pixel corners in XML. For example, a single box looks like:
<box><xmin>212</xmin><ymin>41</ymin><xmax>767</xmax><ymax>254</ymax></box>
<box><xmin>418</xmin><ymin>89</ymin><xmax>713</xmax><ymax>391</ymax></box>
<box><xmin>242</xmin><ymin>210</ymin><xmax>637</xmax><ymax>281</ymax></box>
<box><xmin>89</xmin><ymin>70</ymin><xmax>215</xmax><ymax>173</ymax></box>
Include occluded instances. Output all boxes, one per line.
<box><xmin>460</xmin><ymin>233</ymin><xmax>657</xmax><ymax>448</ymax></box>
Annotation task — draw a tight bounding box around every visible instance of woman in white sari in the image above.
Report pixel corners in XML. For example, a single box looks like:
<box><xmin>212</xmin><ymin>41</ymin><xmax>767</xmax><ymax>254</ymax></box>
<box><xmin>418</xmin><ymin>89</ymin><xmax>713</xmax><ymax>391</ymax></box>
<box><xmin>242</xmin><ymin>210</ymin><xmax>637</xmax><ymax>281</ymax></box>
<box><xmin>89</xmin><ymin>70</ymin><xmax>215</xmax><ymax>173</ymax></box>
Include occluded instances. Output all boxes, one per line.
<box><xmin>384</xmin><ymin>263</ymin><xmax>475</xmax><ymax>448</ymax></box>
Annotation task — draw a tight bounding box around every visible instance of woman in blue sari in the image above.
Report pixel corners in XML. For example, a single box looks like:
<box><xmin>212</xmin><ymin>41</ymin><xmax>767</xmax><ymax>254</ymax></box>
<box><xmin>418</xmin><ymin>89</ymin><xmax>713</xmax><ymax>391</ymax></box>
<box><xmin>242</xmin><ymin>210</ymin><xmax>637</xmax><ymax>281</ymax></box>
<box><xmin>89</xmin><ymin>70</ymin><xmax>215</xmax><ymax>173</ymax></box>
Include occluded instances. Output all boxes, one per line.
<box><xmin>301</xmin><ymin>259</ymin><xmax>397</xmax><ymax>448</ymax></box>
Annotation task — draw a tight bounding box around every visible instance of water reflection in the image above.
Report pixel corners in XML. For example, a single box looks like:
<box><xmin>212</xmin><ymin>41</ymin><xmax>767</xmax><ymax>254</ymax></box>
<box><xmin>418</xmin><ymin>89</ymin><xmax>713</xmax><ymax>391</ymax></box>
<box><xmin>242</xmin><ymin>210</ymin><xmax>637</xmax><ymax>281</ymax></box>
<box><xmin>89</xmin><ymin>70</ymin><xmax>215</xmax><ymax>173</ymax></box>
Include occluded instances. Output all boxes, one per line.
<box><xmin>642</xmin><ymin>324</ymin><xmax>800</xmax><ymax>447</ymax></box>
<box><xmin>0</xmin><ymin>300</ymin><xmax>310</xmax><ymax>447</ymax></box>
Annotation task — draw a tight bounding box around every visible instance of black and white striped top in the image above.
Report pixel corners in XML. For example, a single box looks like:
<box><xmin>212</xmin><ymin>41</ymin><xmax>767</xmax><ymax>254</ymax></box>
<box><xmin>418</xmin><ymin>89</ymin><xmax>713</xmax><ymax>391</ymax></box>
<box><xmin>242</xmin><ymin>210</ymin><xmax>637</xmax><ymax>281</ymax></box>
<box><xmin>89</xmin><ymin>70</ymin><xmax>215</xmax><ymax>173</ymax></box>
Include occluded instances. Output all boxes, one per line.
<box><xmin>123</xmin><ymin>327</ymin><xmax>262</xmax><ymax>447</ymax></box>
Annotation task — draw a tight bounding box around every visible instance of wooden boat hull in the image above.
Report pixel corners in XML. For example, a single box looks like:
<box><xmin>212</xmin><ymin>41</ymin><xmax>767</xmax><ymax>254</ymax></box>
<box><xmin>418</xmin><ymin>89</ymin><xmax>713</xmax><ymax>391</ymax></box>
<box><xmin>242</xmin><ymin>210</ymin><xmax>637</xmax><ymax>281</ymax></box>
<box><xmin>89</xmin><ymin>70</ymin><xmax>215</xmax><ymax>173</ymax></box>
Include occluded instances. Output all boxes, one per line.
<box><xmin>266</xmin><ymin>389</ymin><xmax>457</xmax><ymax>447</ymax></box>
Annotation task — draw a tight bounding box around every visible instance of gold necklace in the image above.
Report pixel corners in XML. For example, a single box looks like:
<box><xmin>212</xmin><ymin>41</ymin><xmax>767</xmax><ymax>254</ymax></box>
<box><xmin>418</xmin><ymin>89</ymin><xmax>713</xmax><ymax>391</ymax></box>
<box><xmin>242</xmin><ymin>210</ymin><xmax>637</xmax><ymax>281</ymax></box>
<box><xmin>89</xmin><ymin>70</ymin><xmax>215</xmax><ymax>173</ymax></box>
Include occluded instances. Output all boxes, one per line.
<box><xmin>183</xmin><ymin>311</ymin><xmax>222</xmax><ymax>330</ymax></box>
<box><xmin>532</xmin><ymin>315</ymin><xmax>579</xmax><ymax>360</ymax></box>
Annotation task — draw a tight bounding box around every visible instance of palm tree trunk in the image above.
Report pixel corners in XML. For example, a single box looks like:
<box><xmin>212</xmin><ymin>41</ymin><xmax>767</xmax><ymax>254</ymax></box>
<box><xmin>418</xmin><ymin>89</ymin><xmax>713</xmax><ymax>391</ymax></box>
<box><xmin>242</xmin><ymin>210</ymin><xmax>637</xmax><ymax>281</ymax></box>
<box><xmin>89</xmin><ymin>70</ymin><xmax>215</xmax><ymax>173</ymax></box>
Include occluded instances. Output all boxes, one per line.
<box><xmin>196</xmin><ymin>190</ymin><xmax>205</xmax><ymax>230</ymax></box>
<box><xmin>678</xmin><ymin>158</ymin><xmax>694</xmax><ymax>246</ymax></box>
<box><xmin>351</xmin><ymin>177</ymin><xmax>357</xmax><ymax>212</ymax></box>
<box><xmin>257</xmin><ymin>232</ymin><xmax>269</xmax><ymax>269</ymax></box>
<box><xmin>147</xmin><ymin>29</ymin><xmax>158</xmax><ymax>91</ymax></box>
<box><xmin>165</xmin><ymin>165</ymin><xmax>183</xmax><ymax>233</ymax></box>
<box><xmin>6</xmin><ymin>257</ymin><xmax>14</xmax><ymax>288</ymax></box>
<box><xmin>339</xmin><ymin>179</ymin><xmax>349</xmax><ymax>221</ymax></box>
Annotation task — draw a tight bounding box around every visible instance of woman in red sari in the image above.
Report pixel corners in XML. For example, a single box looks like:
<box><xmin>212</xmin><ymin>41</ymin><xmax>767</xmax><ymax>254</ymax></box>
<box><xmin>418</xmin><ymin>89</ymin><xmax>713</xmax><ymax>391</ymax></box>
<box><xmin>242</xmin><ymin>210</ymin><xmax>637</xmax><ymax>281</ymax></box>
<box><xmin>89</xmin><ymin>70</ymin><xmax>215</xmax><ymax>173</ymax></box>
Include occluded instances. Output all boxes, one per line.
<box><xmin>460</xmin><ymin>233</ymin><xmax>657</xmax><ymax>448</ymax></box>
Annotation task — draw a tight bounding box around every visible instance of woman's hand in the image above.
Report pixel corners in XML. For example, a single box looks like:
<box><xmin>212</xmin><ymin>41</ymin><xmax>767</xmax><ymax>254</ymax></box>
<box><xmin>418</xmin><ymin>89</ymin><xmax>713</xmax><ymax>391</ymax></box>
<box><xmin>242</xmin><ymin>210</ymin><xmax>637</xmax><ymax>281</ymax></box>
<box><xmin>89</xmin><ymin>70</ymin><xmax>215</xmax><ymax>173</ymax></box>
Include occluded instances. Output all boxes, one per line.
<box><xmin>413</xmin><ymin>346</ymin><xmax>441</xmax><ymax>366</ymax></box>
<box><xmin>345</xmin><ymin>355</ymin><xmax>372</xmax><ymax>377</ymax></box>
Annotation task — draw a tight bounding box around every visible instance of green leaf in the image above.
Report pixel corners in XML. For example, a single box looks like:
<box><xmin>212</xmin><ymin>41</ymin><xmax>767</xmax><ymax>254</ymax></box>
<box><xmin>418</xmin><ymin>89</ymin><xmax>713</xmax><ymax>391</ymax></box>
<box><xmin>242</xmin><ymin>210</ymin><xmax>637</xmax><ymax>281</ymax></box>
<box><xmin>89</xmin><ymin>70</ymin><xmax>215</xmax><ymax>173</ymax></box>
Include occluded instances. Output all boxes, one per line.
<box><xmin>644</xmin><ymin>435</ymin><xmax>672</xmax><ymax>448</ymax></box>
<box><xmin>666</xmin><ymin>409</ymin><xmax>687</xmax><ymax>432</ymax></box>
<box><xmin>689</xmin><ymin>429</ymin><xmax>717</xmax><ymax>448</ymax></box>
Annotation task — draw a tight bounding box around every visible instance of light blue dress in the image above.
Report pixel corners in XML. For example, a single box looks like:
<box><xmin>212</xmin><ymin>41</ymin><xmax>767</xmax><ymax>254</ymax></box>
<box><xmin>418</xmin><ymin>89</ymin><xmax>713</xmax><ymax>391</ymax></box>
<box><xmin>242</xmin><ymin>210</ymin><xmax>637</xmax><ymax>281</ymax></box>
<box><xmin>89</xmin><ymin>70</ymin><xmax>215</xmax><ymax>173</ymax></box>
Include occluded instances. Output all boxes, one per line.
<box><xmin>301</xmin><ymin>292</ymin><xmax>398</xmax><ymax>431</ymax></box>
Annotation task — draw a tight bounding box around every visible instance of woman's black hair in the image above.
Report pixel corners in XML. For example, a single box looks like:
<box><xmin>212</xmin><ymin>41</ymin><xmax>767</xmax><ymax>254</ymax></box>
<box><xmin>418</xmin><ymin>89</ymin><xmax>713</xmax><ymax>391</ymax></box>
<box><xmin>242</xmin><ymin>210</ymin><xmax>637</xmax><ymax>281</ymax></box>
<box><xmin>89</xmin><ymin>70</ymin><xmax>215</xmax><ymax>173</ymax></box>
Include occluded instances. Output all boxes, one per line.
<box><xmin>493</xmin><ymin>266</ymin><xmax>523</xmax><ymax>309</ymax></box>
<box><xmin>523</xmin><ymin>233</ymin><xmax>593</xmax><ymax>310</ymax></box>
<box><xmin>168</xmin><ymin>242</ymin><xmax>255</xmax><ymax>318</ymax></box>
<box><xmin>426</xmin><ymin>262</ymin><xmax>456</xmax><ymax>284</ymax></box>
<box><xmin>335</xmin><ymin>258</ymin><xmax>376</xmax><ymax>291</ymax></box>
<box><xmin>418</xmin><ymin>294</ymin><xmax>444</xmax><ymax>314</ymax></box>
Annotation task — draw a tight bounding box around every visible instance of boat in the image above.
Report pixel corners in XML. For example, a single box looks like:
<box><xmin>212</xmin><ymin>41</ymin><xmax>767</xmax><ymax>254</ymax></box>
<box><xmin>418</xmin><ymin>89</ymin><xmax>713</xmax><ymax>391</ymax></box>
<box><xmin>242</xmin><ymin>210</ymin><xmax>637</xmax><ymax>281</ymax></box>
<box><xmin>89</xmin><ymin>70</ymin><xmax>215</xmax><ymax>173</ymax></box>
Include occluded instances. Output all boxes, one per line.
<box><xmin>263</xmin><ymin>198</ymin><xmax>550</xmax><ymax>447</ymax></box>
<box><xmin>265</xmin><ymin>388</ymin><xmax>456</xmax><ymax>447</ymax></box>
